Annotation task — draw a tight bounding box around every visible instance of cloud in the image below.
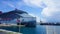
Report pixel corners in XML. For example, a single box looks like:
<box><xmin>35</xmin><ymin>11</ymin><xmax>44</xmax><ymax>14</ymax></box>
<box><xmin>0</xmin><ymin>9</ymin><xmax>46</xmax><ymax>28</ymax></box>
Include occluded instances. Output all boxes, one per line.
<box><xmin>23</xmin><ymin>0</ymin><xmax>60</xmax><ymax>22</ymax></box>
<box><xmin>41</xmin><ymin>0</ymin><xmax>60</xmax><ymax>22</ymax></box>
<box><xmin>7</xmin><ymin>3</ymin><xmax>15</xmax><ymax>8</ymax></box>
<box><xmin>23</xmin><ymin>0</ymin><xmax>46</xmax><ymax>8</ymax></box>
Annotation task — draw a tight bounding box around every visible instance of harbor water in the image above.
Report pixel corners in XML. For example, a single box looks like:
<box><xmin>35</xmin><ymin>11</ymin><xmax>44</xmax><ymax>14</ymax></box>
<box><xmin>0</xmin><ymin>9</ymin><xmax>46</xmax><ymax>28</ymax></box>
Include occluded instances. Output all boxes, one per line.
<box><xmin>0</xmin><ymin>25</ymin><xmax>60</xmax><ymax>34</ymax></box>
<box><xmin>0</xmin><ymin>25</ymin><xmax>46</xmax><ymax>34</ymax></box>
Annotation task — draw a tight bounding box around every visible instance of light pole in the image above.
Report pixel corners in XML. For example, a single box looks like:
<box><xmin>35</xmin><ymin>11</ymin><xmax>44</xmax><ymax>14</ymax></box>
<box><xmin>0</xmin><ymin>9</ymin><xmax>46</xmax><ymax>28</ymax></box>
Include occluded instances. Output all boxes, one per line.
<box><xmin>17</xmin><ymin>18</ymin><xmax>20</xmax><ymax>33</ymax></box>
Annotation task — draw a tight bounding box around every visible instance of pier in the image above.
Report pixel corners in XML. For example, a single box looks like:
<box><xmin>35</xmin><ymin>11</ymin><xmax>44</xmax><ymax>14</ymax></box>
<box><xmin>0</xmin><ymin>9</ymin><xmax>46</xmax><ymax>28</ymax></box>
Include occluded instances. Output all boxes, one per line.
<box><xmin>0</xmin><ymin>29</ymin><xmax>22</xmax><ymax>34</ymax></box>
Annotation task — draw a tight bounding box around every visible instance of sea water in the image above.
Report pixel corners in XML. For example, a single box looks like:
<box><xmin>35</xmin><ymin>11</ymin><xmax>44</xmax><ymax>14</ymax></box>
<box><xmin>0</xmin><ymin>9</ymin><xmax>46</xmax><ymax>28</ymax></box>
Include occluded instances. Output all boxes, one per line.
<box><xmin>0</xmin><ymin>25</ymin><xmax>60</xmax><ymax>34</ymax></box>
<box><xmin>20</xmin><ymin>25</ymin><xmax>46</xmax><ymax>34</ymax></box>
<box><xmin>0</xmin><ymin>25</ymin><xmax>46</xmax><ymax>34</ymax></box>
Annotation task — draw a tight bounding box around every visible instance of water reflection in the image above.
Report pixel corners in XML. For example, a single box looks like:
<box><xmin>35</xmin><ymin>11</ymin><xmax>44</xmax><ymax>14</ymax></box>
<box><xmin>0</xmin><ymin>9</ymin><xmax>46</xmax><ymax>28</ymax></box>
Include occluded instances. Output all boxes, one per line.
<box><xmin>20</xmin><ymin>25</ymin><xmax>46</xmax><ymax>34</ymax></box>
<box><xmin>46</xmin><ymin>26</ymin><xmax>60</xmax><ymax>34</ymax></box>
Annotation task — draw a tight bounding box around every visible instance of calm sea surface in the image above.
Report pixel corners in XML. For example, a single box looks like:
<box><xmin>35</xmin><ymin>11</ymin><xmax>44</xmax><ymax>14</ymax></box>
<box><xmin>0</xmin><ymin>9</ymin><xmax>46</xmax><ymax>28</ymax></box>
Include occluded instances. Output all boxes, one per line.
<box><xmin>0</xmin><ymin>25</ymin><xmax>46</xmax><ymax>34</ymax></box>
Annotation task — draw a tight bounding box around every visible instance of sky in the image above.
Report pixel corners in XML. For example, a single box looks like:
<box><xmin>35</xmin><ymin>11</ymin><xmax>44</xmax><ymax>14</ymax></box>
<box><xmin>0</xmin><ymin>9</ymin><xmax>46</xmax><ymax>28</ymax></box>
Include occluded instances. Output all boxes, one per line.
<box><xmin>0</xmin><ymin>0</ymin><xmax>60</xmax><ymax>23</ymax></box>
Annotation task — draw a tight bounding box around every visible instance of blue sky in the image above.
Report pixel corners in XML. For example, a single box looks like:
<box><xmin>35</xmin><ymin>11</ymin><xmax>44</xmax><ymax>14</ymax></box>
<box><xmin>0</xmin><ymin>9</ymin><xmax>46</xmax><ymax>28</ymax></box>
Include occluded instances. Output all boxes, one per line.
<box><xmin>0</xmin><ymin>0</ymin><xmax>60</xmax><ymax>23</ymax></box>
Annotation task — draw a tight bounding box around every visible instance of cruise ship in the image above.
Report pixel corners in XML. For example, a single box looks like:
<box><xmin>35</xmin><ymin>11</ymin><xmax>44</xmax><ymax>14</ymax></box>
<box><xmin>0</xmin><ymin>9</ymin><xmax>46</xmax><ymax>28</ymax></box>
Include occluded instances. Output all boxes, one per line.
<box><xmin>0</xmin><ymin>9</ymin><xmax>36</xmax><ymax>27</ymax></box>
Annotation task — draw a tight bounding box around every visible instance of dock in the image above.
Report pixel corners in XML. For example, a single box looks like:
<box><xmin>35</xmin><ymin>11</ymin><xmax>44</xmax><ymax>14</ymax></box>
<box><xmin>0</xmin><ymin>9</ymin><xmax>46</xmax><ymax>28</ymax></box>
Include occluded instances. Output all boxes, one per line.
<box><xmin>0</xmin><ymin>24</ymin><xmax>24</xmax><ymax>34</ymax></box>
<box><xmin>0</xmin><ymin>24</ymin><xmax>25</xmax><ymax>27</ymax></box>
<box><xmin>0</xmin><ymin>29</ymin><xmax>22</xmax><ymax>34</ymax></box>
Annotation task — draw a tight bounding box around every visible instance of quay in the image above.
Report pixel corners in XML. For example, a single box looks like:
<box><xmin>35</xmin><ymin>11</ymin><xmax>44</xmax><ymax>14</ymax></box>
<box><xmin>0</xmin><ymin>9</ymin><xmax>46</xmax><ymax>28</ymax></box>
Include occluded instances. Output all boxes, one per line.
<box><xmin>0</xmin><ymin>24</ymin><xmax>25</xmax><ymax>27</ymax></box>
<box><xmin>0</xmin><ymin>29</ymin><xmax>22</xmax><ymax>34</ymax></box>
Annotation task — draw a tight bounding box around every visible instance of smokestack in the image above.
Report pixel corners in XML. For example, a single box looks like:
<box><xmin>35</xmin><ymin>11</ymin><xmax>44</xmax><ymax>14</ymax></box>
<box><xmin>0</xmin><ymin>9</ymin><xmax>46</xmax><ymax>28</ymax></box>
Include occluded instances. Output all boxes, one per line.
<box><xmin>0</xmin><ymin>11</ymin><xmax>2</xmax><ymax>14</ymax></box>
